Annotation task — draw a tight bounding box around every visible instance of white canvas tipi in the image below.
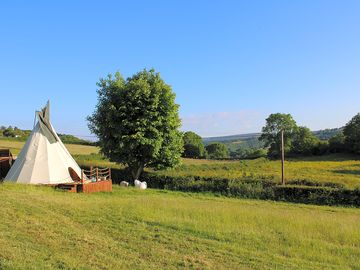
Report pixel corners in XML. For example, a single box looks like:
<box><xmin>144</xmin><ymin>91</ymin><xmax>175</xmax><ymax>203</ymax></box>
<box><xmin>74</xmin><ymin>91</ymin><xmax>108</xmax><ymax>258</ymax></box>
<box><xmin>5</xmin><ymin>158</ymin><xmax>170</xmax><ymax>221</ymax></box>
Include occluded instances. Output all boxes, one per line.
<box><xmin>5</xmin><ymin>102</ymin><xmax>82</xmax><ymax>184</ymax></box>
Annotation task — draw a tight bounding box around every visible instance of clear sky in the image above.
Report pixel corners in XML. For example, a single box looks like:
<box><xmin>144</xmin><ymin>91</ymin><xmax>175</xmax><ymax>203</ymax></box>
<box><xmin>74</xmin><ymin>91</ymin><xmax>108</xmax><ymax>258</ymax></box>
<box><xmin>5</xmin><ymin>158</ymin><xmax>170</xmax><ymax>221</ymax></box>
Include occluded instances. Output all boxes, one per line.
<box><xmin>1</xmin><ymin>1</ymin><xmax>359</xmax><ymax>138</ymax></box>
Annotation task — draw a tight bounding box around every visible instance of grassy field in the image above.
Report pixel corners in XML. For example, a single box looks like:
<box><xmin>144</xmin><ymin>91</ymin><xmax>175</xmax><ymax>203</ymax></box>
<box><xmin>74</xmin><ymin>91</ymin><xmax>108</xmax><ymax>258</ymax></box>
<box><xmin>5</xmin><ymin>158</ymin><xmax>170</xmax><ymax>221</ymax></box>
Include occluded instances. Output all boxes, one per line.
<box><xmin>2</xmin><ymin>138</ymin><xmax>360</xmax><ymax>189</ymax></box>
<box><xmin>75</xmin><ymin>153</ymin><xmax>360</xmax><ymax>189</ymax></box>
<box><xmin>163</xmin><ymin>156</ymin><xmax>360</xmax><ymax>189</ymax></box>
<box><xmin>0</xmin><ymin>139</ymin><xmax>99</xmax><ymax>156</ymax></box>
<box><xmin>0</xmin><ymin>184</ymin><xmax>359</xmax><ymax>270</ymax></box>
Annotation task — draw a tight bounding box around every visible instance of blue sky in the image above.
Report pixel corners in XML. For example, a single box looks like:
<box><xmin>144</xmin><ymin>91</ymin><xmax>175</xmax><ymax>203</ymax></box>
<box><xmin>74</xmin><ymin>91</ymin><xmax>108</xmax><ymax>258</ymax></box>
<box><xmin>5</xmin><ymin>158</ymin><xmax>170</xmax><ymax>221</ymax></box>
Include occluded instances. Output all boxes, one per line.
<box><xmin>1</xmin><ymin>1</ymin><xmax>359</xmax><ymax>138</ymax></box>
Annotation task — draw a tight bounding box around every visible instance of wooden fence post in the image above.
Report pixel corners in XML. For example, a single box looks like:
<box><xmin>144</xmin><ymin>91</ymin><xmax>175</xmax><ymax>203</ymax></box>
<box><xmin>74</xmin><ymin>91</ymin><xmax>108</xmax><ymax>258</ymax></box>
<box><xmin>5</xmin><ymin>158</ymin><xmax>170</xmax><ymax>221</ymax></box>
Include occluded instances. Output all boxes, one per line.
<box><xmin>281</xmin><ymin>130</ymin><xmax>285</xmax><ymax>186</ymax></box>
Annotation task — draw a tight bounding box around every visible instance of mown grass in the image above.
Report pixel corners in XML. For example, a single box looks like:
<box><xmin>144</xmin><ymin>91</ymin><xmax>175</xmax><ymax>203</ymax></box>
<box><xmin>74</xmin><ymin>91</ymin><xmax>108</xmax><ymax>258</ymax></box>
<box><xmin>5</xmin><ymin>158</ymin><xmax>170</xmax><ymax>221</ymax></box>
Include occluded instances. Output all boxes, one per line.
<box><xmin>0</xmin><ymin>183</ymin><xmax>359</xmax><ymax>269</ymax></box>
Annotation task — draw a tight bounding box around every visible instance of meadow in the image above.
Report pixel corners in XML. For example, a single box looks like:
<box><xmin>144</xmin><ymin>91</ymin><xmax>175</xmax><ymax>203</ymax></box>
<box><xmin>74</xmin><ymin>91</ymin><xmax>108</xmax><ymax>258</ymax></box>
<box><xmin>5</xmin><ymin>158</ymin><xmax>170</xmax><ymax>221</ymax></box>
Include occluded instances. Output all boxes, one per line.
<box><xmin>2</xmin><ymin>139</ymin><xmax>360</xmax><ymax>189</ymax></box>
<box><xmin>74</xmin><ymin>153</ymin><xmax>360</xmax><ymax>189</ymax></box>
<box><xmin>0</xmin><ymin>139</ymin><xmax>99</xmax><ymax>156</ymax></box>
<box><xmin>0</xmin><ymin>183</ymin><xmax>359</xmax><ymax>270</ymax></box>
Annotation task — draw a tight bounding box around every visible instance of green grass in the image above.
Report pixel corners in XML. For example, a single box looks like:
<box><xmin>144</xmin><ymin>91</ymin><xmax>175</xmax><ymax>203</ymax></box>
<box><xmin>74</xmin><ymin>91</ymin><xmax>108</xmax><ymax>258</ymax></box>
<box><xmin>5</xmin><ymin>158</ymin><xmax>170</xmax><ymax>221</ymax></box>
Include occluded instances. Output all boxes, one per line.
<box><xmin>159</xmin><ymin>155</ymin><xmax>360</xmax><ymax>189</ymax></box>
<box><xmin>2</xmin><ymin>138</ymin><xmax>360</xmax><ymax>189</ymax></box>
<box><xmin>0</xmin><ymin>184</ymin><xmax>359</xmax><ymax>269</ymax></box>
<box><xmin>0</xmin><ymin>139</ymin><xmax>99</xmax><ymax>156</ymax></box>
<box><xmin>74</xmin><ymin>154</ymin><xmax>360</xmax><ymax>189</ymax></box>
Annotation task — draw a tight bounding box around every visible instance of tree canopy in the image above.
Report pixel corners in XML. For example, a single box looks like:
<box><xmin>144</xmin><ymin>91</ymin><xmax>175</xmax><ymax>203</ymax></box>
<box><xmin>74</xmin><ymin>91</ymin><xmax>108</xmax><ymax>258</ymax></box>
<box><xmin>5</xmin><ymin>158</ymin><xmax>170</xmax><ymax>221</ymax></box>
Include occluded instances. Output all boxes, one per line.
<box><xmin>259</xmin><ymin>113</ymin><xmax>298</xmax><ymax>157</ymax></box>
<box><xmin>182</xmin><ymin>131</ymin><xmax>207</xmax><ymax>159</ymax></box>
<box><xmin>291</xmin><ymin>127</ymin><xmax>319</xmax><ymax>155</ymax></box>
<box><xmin>88</xmin><ymin>69</ymin><xmax>183</xmax><ymax>179</ymax></box>
<box><xmin>344</xmin><ymin>113</ymin><xmax>360</xmax><ymax>154</ymax></box>
<box><xmin>206</xmin><ymin>142</ymin><xmax>229</xmax><ymax>159</ymax></box>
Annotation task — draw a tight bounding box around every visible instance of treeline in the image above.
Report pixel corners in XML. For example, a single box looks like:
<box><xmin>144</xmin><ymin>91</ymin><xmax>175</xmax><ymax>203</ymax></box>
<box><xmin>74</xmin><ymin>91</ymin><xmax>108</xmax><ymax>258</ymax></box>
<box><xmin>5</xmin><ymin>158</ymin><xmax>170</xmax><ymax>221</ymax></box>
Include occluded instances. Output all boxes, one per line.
<box><xmin>182</xmin><ymin>132</ymin><xmax>267</xmax><ymax>160</ymax></box>
<box><xmin>260</xmin><ymin>113</ymin><xmax>360</xmax><ymax>157</ymax></box>
<box><xmin>182</xmin><ymin>112</ymin><xmax>360</xmax><ymax>160</ymax></box>
<box><xmin>0</xmin><ymin>126</ymin><xmax>31</xmax><ymax>138</ymax></box>
<box><xmin>183</xmin><ymin>131</ymin><xmax>230</xmax><ymax>159</ymax></box>
<box><xmin>0</xmin><ymin>125</ymin><xmax>95</xmax><ymax>146</ymax></box>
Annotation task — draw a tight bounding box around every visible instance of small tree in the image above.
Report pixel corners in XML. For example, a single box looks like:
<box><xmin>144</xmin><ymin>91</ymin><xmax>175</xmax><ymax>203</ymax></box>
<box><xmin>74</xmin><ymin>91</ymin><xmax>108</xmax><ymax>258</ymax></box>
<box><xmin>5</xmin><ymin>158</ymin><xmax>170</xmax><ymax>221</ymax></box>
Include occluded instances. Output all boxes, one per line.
<box><xmin>88</xmin><ymin>69</ymin><xmax>183</xmax><ymax>179</ymax></box>
<box><xmin>259</xmin><ymin>113</ymin><xmax>298</xmax><ymax>157</ymax></box>
<box><xmin>206</xmin><ymin>142</ymin><xmax>229</xmax><ymax>159</ymax></box>
<box><xmin>343</xmin><ymin>113</ymin><xmax>360</xmax><ymax>154</ymax></box>
<box><xmin>183</xmin><ymin>131</ymin><xmax>207</xmax><ymax>158</ymax></box>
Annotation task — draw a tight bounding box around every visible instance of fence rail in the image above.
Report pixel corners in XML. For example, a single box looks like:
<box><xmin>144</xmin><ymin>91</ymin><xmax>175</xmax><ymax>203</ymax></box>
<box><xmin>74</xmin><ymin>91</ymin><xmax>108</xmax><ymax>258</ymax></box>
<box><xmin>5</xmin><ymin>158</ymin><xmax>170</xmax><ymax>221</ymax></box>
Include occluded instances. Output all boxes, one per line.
<box><xmin>81</xmin><ymin>167</ymin><xmax>111</xmax><ymax>183</ymax></box>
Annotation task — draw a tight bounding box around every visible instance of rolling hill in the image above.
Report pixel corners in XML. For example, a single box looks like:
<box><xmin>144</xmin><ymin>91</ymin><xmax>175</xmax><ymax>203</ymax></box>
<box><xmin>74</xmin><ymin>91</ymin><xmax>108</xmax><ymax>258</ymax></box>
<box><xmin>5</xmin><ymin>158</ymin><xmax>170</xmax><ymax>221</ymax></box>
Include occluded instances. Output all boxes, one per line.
<box><xmin>203</xmin><ymin>128</ymin><xmax>343</xmax><ymax>152</ymax></box>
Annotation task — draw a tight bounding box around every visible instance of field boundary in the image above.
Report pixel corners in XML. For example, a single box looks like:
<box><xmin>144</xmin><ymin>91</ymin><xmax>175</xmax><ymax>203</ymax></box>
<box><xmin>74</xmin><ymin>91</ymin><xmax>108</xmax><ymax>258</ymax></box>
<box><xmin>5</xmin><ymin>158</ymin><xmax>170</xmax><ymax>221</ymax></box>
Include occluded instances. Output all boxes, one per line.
<box><xmin>81</xmin><ymin>166</ymin><xmax>360</xmax><ymax>207</ymax></box>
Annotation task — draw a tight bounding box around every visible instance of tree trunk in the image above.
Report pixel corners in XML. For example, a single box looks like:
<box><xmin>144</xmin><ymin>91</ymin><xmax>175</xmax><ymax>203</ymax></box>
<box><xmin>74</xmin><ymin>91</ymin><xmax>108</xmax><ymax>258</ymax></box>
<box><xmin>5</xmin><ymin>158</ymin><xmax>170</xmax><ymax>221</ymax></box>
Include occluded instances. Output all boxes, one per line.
<box><xmin>131</xmin><ymin>163</ymin><xmax>144</xmax><ymax>180</ymax></box>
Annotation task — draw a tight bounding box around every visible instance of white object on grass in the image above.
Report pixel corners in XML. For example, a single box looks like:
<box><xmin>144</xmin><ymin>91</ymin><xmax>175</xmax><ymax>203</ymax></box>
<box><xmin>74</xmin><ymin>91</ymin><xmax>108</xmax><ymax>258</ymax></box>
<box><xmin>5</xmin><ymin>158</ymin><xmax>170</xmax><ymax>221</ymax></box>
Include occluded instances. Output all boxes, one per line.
<box><xmin>134</xmin><ymin>179</ymin><xmax>141</xmax><ymax>187</ymax></box>
<box><xmin>139</xmin><ymin>181</ymin><xmax>147</xmax><ymax>190</ymax></box>
<box><xmin>120</xmin><ymin>181</ymin><xmax>129</xmax><ymax>187</ymax></box>
<box><xmin>134</xmin><ymin>179</ymin><xmax>147</xmax><ymax>190</ymax></box>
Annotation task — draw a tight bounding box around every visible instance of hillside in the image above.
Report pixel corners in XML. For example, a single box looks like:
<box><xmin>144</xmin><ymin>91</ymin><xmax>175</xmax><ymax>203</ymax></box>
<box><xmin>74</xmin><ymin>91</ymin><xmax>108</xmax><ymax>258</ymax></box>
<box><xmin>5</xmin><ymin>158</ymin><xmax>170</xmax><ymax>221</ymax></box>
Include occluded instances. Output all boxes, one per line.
<box><xmin>203</xmin><ymin>133</ymin><xmax>263</xmax><ymax>152</ymax></box>
<box><xmin>0</xmin><ymin>126</ymin><xmax>95</xmax><ymax>146</ymax></box>
<box><xmin>0</xmin><ymin>184</ymin><xmax>359</xmax><ymax>269</ymax></box>
<box><xmin>203</xmin><ymin>128</ymin><xmax>343</xmax><ymax>152</ymax></box>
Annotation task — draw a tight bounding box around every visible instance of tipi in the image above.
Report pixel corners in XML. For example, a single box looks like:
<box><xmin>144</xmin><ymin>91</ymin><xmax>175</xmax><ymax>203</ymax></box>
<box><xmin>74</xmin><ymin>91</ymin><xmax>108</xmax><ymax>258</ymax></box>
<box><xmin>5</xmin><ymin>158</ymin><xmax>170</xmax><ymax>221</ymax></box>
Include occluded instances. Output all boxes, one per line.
<box><xmin>5</xmin><ymin>101</ymin><xmax>82</xmax><ymax>184</ymax></box>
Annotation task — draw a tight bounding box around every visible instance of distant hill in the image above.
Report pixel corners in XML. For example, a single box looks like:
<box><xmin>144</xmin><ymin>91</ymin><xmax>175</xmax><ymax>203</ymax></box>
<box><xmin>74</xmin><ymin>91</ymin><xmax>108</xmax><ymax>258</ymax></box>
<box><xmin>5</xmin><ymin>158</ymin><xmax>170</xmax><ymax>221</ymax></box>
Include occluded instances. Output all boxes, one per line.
<box><xmin>312</xmin><ymin>128</ymin><xmax>343</xmax><ymax>140</ymax></box>
<box><xmin>203</xmin><ymin>133</ymin><xmax>263</xmax><ymax>152</ymax></box>
<box><xmin>0</xmin><ymin>125</ymin><xmax>95</xmax><ymax>146</ymax></box>
<box><xmin>203</xmin><ymin>128</ymin><xmax>343</xmax><ymax>152</ymax></box>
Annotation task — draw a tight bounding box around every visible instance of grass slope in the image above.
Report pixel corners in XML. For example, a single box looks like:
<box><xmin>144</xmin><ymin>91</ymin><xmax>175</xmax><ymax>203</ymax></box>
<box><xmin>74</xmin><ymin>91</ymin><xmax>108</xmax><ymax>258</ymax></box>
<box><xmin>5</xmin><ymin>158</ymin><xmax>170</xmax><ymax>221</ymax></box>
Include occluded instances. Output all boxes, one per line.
<box><xmin>0</xmin><ymin>184</ymin><xmax>359</xmax><ymax>269</ymax></box>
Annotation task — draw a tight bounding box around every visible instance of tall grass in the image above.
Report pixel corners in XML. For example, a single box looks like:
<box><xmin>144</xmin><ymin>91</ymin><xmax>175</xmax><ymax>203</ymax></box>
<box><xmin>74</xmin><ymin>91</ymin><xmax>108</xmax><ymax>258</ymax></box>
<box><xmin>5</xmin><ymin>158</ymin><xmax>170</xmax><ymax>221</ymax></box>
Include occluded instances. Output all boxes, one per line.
<box><xmin>0</xmin><ymin>184</ymin><xmax>359</xmax><ymax>269</ymax></box>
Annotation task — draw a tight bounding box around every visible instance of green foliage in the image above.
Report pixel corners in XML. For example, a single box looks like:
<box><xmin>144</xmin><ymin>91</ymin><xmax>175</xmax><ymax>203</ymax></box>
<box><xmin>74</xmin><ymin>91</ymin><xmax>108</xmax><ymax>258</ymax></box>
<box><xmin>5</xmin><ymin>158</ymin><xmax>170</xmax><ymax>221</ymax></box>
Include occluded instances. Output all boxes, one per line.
<box><xmin>203</xmin><ymin>133</ymin><xmax>263</xmax><ymax>152</ymax></box>
<box><xmin>259</xmin><ymin>113</ymin><xmax>298</xmax><ymax>157</ymax></box>
<box><xmin>344</xmin><ymin>113</ymin><xmax>360</xmax><ymax>154</ymax></box>
<box><xmin>205</xmin><ymin>142</ymin><xmax>229</xmax><ymax>159</ymax></box>
<box><xmin>140</xmin><ymin>173</ymin><xmax>360</xmax><ymax>207</ymax></box>
<box><xmin>291</xmin><ymin>126</ymin><xmax>320</xmax><ymax>155</ymax></box>
<box><xmin>328</xmin><ymin>132</ymin><xmax>346</xmax><ymax>153</ymax></box>
<box><xmin>87</xmin><ymin>69</ymin><xmax>183</xmax><ymax>179</ymax></box>
<box><xmin>313</xmin><ymin>128</ymin><xmax>343</xmax><ymax>140</ymax></box>
<box><xmin>182</xmin><ymin>131</ymin><xmax>207</xmax><ymax>158</ymax></box>
<box><xmin>57</xmin><ymin>134</ymin><xmax>95</xmax><ymax>146</ymax></box>
<box><xmin>231</xmin><ymin>147</ymin><xmax>267</xmax><ymax>159</ymax></box>
<box><xmin>0</xmin><ymin>126</ymin><xmax>94</xmax><ymax>145</ymax></box>
<box><xmin>0</xmin><ymin>126</ymin><xmax>31</xmax><ymax>139</ymax></box>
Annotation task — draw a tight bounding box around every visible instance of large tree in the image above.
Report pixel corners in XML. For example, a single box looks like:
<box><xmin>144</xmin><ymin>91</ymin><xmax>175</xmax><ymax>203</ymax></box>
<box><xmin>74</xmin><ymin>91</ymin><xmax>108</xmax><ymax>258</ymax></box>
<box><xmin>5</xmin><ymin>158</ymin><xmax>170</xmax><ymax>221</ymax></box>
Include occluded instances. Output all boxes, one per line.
<box><xmin>259</xmin><ymin>113</ymin><xmax>298</xmax><ymax>157</ymax></box>
<box><xmin>328</xmin><ymin>132</ymin><xmax>346</xmax><ymax>153</ymax></box>
<box><xmin>88</xmin><ymin>69</ymin><xmax>183</xmax><ymax>179</ymax></box>
<box><xmin>291</xmin><ymin>126</ymin><xmax>319</xmax><ymax>155</ymax></box>
<box><xmin>182</xmin><ymin>131</ymin><xmax>207</xmax><ymax>159</ymax></box>
<box><xmin>206</xmin><ymin>142</ymin><xmax>229</xmax><ymax>159</ymax></box>
<box><xmin>343</xmin><ymin>113</ymin><xmax>360</xmax><ymax>154</ymax></box>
